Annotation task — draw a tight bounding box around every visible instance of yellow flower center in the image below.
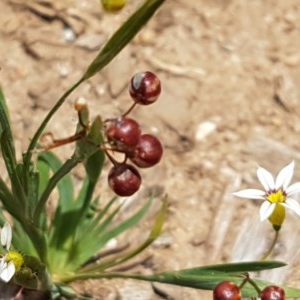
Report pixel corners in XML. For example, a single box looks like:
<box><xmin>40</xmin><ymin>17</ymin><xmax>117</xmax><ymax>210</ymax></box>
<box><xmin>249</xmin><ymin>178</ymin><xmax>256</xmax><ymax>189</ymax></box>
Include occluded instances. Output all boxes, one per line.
<box><xmin>6</xmin><ymin>251</ymin><xmax>24</xmax><ymax>272</ymax></box>
<box><xmin>266</xmin><ymin>189</ymin><xmax>286</xmax><ymax>203</ymax></box>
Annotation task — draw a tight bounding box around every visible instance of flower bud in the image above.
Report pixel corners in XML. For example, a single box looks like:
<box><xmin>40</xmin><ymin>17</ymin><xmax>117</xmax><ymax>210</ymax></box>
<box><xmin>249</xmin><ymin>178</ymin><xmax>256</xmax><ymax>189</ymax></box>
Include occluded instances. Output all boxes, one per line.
<box><xmin>74</xmin><ymin>97</ymin><xmax>88</xmax><ymax>112</ymax></box>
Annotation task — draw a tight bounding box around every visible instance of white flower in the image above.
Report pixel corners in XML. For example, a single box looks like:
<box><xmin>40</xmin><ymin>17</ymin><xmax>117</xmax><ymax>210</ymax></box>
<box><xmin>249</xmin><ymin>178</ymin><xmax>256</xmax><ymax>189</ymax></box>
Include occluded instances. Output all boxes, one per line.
<box><xmin>233</xmin><ymin>161</ymin><xmax>300</xmax><ymax>223</ymax></box>
<box><xmin>0</xmin><ymin>222</ymin><xmax>23</xmax><ymax>282</ymax></box>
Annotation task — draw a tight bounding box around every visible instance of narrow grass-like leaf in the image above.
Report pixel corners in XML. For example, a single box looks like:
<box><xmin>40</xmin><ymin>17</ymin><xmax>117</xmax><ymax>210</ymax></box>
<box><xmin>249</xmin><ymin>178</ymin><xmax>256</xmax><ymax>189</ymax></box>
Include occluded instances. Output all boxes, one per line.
<box><xmin>62</xmin><ymin>269</ymin><xmax>300</xmax><ymax>298</ymax></box>
<box><xmin>84</xmin><ymin>149</ymin><xmax>105</xmax><ymax>183</ymax></box>
<box><xmin>28</xmin><ymin>170</ymin><xmax>40</xmax><ymax>217</ymax></box>
<box><xmin>0</xmin><ymin>175</ymin><xmax>16</xmax><ymax>217</ymax></box>
<box><xmin>75</xmin><ymin>196</ymin><xmax>117</xmax><ymax>239</ymax></box>
<box><xmin>0</xmin><ymin>85</ymin><xmax>16</xmax><ymax>157</ymax></box>
<box><xmin>177</xmin><ymin>261</ymin><xmax>286</xmax><ymax>275</ymax></box>
<box><xmin>12</xmin><ymin>221</ymin><xmax>38</xmax><ymax>256</ymax></box>
<box><xmin>91</xmin><ymin>198</ymin><xmax>153</xmax><ymax>250</ymax></box>
<box><xmin>73</xmin><ymin>149</ymin><xmax>105</xmax><ymax>225</ymax></box>
<box><xmin>37</xmin><ymin>152</ymin><xmax>74</xmax><ymax>209</ymax></box>
<box><xmin>82</xmin><ymin>0</ymin><xmax>165</xmax><ymax>79</ymax></box>
<box><xmin>1</xmin><ymin>131</ymin><xmax>27</xmax><ymax>215</ymax></box>
<box><xmin>34</xmin><ymin>155</ymin><xmax>79</xmax><ymax>222</ymax></box>
<box><xmin>79</xmin><ymin>197</ymin><xmax>166</xmax><ymax>273</ymax></box>
<box><xmin>74</xmin><ymin>116</ymin><xmax>103</xmax><ymax>161</ymax></box>
<box><xmin>36</xmin><ymin>159</ymin><xmax>50</xmax><ymax>198</ymax></box>
<box><xmin>71</xmin><ymin>202</ymin><xmax>125</xmax><ymax>269</ymax></box>
<box><xmin>115</xmin><ymin>272</ymin><xmax>300</xmax><ymax>298</ymax></box>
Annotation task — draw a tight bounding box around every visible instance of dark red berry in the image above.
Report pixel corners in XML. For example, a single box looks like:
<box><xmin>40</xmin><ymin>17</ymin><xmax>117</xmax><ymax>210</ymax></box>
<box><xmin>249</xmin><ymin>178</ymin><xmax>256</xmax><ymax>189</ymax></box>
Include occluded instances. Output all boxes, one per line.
<box><xmin>108</xmin><ymin>164</ymin><xmax>141</xmax><ymax>196</ymax></box>
<box><xmin>129</xmin><ymin>71</ymin><xmax>161</xmax><ymax>105</ymax></box>
<box><xmin>261</xmin><ymin>285</ymin><xmax>285</xmax><ymax>300</ymax></box>
<box><xmin>129</xmin><ymin>134</ymin><xmax>163</xmax><ymax>168</ymax></box>
<box><xmin>105</xmin><ymin>117</ymin><xmax>141</xmax><ymax>151</ymax></box>
<box><xmin>213</xmin><ymin>281</ymin><xmax>241</xmax><ymax>300</ymax></box>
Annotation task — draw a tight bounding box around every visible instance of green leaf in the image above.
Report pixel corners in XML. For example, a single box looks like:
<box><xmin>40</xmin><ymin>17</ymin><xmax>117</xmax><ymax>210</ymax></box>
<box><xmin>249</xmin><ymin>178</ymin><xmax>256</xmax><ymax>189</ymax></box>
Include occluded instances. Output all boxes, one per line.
<box><xmin>36</xmin><ymin>159</ymin><xmax>50</xmax><ymax>199</ymax></box>
<box><xmin>37</xmin><ymin>152</ymin><xmax>74</xmax><ymax>210</ymax></box>
<box><xmin>84</xmin><ymin>149</ymin><xmax>105</xmax><ymax>183</ymax></box>
<box><xmin>53</xmin><ymin>284</ymin><xmax>92</xmax><ymax>300</ymax></box>
<box><xmin>119</xmin><ymin>272</ymin><xmax>300</xmax><ymax>298</ymax></box>
<box><xmin>0</xmin><ymin>175</ymin><xmax>15</xmax><ymax>217</ymax></box>
<box><xmin>124</xmin><ymin>261</ymin><xmax>285</xmax><ymax>291</ymax></box>
<box><xmin>12</xmin><ymin>221</ymin><xmax>37</xmax><ymax>256</ymax></box>
<box><xmin>106</xmin><ymin>261</ymin><xmax>300</xmax><ymax>298</ymax></box>
<box><xmin>77</xmin><ymin>196</ymin><xmax>167</xmax><ymax>274</ymax></box>
<box><xmin>66</xmin><ymin>259</ymin><xmax>300</xmax><ymax>298</ymax></box>
<box><xmin>178</xmin><ymin>261</ymin><xmax>286</xmax><ymax>275</ymax></box>
<box><xmin>82</xmin><ymin>0</ymin><xmax>165</xmax><ymax>79</ymax></box>
<box><xmin>99</xmin><ymin>196</ymin><xmax>167</xmax><ymax>271</ymax></box>
<box><xmin>75</xmin><ymin>116</ymin><xmax>104</xmax><ymax>161</ymax></box>
<box><xmin>87</xmin><ymin>198</ymin><xmax>153</xmax><ymax>254</ymax></box>
<box><xmin>27</xmin><ymin>169</ymin><xmax>40</xmax><ymax>216</ymax></box>
<box><xmin>65</xmin><ymin>199</ymin><xmax>152</xmax><ymax>268</ymax></box>
<box><xmin>34</xmin><ymin>154</ymin><xmax>78</xmax><ymax>222</ymax></box>
<box><xmin>0</xmin><ymin>85</ymin><xmax>15</xmax><ymax>154</ymax></box>
<box><xmin>0</xmin><ymin>131</ymin><xmax>27</xmax><ymax>217</ymax></box>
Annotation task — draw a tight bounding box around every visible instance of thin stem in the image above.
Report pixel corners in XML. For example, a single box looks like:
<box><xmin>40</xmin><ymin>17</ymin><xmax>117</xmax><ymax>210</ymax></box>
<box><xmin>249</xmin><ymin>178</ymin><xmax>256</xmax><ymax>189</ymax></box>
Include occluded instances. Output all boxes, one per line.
<box><xmin>103</xmin><ymin>148</ymin><xmax>127</xmax><ymax>165</ymax></box>
<box><xmin>59</xmin><ymin>271</ymin><xmax>147</xmax><ymax>285</ymax></box>
<box><xmin>260</xmin><ymin>230</ymin><xmax>279</xmax><ymax>260</ymax></box>
<box><xmin>239</xmin><ymin>273</ymin><xmax>261</xmax><ymax>295</ymax></box>
<box><xmin>246</xmin><ymin>277</ymin><xmax>262</xmax><ymax>295</ymax></box>
<box><xmin>40</xmin><ymin>130</ymin><xmax>86</xmax><ymax>150</ymax></box>
<box><xmin>122</xmin><ymin>102</ymin><xmax>137</xmax><ymax>117</ymax></box>
<box><xmin>23</xmin><ymin>78</ymin><xmax>84</xmax><ymax>185</ymax></box>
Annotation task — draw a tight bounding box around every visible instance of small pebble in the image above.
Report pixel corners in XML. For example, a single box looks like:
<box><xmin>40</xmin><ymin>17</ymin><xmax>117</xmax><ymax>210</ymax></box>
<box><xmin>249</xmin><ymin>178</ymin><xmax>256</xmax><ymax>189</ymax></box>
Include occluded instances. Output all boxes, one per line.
<box><xmin>195</xmin><ymin>121</ymin><xmax>217</xmax><ymax>141</ymax></box>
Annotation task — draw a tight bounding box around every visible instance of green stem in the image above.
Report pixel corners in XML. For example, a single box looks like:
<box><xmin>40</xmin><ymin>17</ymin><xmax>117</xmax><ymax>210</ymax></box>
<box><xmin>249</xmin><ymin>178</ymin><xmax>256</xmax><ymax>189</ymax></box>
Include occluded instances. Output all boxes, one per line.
<box><xmin>246</xmin><ymin>277</ymin><xmax>262</xmax><ymax>295</ymax></box>
<box><xmin>260</xmin><ymin>230</ymin><xmax>279</xmax><ymax>260</ymax></box>
<box><xmin>240</xmin><ymin>273</ymin><xmax>261</xmax><ymax>295</ymax></box>
<box><xmin>33</xmin><ymin>155</ymin><xmax>80</xmax><ymax>223</ymax></box>
<box><xmin>59</xmin><ymin>271</ymin><xmax>147</xmax><ymax>284</ymax></box>
<box><xmin>23</xmin><ymin>78</ymin><xmax>84</xmax><ymax>187</ymax></box>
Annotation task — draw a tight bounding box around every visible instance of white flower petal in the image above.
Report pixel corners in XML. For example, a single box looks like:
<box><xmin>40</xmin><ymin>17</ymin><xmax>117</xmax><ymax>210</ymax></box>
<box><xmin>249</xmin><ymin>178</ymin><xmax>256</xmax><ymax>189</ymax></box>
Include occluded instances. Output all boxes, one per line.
<box><xmin>275</xmin><ymin>161</ymin><xmax>294</xmax><ymax>190</ymax></box>
<box><xmin>286</xmin><ymin>182</ymin><xmax>300</xmax><ymax>195</ymax></box>
<box><xmin>0</xmin><ymin>259</ymin><xmax>5</xmax><ymax>273</ymax></box>
<box><xmin>257</xmin><ymin>166</ymin><xmax>275</xmax><ymax>191</ymax></box>
<box><xmin>1</xmin><ymin>223</ymin><xmax>12</xmax><ymax>250</ymax></box>
<box><xmin>282</xmin><ymin>198</ymin><xmax>300</xmax><ymax>216</ymax></box>
<box><xmin>233</xmin><ymin>189</ymin><xmax>265</xmax><ymax>200</ymax></box>
<box><xmin>259</xmin><ymin>201</ymin><xmax>275</xmax><ymax>221</ymax></box>
<box><xmin>0</xmin><ymin>261</ymin><xmax>15</xmax><ymax>282</ymax></box>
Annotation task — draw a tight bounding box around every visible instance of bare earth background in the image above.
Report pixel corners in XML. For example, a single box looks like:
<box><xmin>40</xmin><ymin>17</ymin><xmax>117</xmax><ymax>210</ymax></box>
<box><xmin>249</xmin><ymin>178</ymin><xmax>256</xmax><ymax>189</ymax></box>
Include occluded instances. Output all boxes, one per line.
<box><xmin>1</xmin><ymin>0</ymin><xmax>300</xmax><ymax>299</ymax></box>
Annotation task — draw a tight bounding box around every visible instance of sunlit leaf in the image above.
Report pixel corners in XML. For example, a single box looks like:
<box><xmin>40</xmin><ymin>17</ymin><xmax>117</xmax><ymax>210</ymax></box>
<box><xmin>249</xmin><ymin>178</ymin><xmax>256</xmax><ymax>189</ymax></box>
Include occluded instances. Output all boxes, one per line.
<box><xmin>0</xmin><ymin>85</ymin><xmax>15</xmax><ymax>154</ymax></box>
<box><xmin>37</xmin><ymin>152</ymin><xmax>74</xmax><ymax>210</ymax></box>
<box><xmin>77</xmin><ymin>197</ymin><xmax>167</xmax><ymax>274</ymax></box>
<box><xmin>82</xmin><ymin>0</ymin><xmax>165</xmax><ymax>79</ymax></box>
<box><xmin>68</xmin><ymin>259</ymin><xmax>300</xmax><ymax>298</ymax></box>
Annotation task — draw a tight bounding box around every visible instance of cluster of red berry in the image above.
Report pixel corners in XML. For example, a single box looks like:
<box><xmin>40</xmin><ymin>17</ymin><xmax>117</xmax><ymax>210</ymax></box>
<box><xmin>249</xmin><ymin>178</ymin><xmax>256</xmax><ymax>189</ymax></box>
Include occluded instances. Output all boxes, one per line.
<box><xmin>104</xmin><ymin>71</ymin><xmax>163</xmax><ymax>197</ymax></box>
<box><xmin>213</xmin><ymin>281</ymin><xmax>285</xmax><ymax>300</ymax></box>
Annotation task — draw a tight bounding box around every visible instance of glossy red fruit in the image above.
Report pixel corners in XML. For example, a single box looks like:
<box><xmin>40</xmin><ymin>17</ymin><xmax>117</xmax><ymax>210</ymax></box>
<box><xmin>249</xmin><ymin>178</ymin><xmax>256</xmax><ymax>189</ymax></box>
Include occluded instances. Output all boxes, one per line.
<box><xmin>129</xmin><ymin>71</ymin><xmax>161</xmax><ymax>105</ymax></box>
<box><xmin>105</xmin><ymin>117</ymin><xmax>141</xmax><ymax>151</ymax></box>
<box><xmin>129</xmin><ymin>134</ymin><xmax>163</xmax><ymax>168</ymax></box>
<box><xmin>261</xmin><ymin>285</ymin><xmax>285</xmax><ymax>300</ymax></box>
<box><xmin>213</xmin><ymin>281</ymin><xmax>241</xmax><ymax>300</ymax></box>
<box><xmin>108</xmin><ymin>164</ymin><xmax>141</xmax><ymax>196</ymax></box>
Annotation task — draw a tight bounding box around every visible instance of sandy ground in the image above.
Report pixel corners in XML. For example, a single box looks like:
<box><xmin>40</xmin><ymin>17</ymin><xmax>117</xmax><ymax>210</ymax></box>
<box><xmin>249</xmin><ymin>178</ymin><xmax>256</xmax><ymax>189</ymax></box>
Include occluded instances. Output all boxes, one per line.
<box><xmin>1</xmin><ymin>0</ymin><xmax>300</xmax><ymax>299</ymax></box>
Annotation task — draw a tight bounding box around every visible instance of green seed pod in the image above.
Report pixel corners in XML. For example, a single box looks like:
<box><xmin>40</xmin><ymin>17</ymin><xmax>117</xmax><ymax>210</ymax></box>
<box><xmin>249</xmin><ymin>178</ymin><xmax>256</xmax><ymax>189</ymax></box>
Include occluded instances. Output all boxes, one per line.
<box><xmin>269</xmin><ymin>204</ymin><xmax>285</xmax><ymax>231</ymax></box>
<box><xmin>101</xmin><ymin>0</ymin><xmax>126</xmax><ymax>12</ymax></box>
